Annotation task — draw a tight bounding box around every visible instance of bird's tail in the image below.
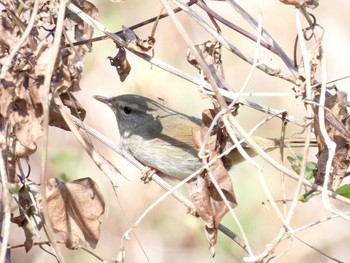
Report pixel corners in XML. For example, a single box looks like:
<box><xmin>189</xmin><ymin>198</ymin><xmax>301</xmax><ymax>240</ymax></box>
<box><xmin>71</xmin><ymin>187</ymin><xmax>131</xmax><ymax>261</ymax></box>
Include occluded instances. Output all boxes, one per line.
<box><xmin>226</xmin><ymin>136</ymin><xmax>317</xmax><ymax>166</ymax></box>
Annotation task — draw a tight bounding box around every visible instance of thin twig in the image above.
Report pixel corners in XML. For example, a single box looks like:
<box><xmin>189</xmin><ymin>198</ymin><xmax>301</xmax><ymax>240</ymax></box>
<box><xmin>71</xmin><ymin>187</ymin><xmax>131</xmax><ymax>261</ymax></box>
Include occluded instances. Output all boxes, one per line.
<box><xmin>8</xmin><ymin>240</ymin><xmax>64</xmax><ymax>249</ymax></box>
<box><xmin>284</xmin><ymin>7</ymin><xmax>315</xmax><ymax>227</ymax></box>
<box><xmin>79</xmin><ymin>246</ymin><xmax>106</xmax><ymax>262</ymax></box>
<box><xmin>234</xmin><ymin>0</ymin><xmax>263</xmax><ymax>97</ymax></box>
<box><xmin>39</xmin><ymin>0</ymin><xmax>67</xmax><ymax>261</ymax></box>
<box><xmin>0</xmin><ymin>128</ymin><xmax>11</xmax><ymax>263</ymax></box>
<box><xmin>293</xmin><ymin>211</ymin><xmax>350</xmax><ymax>234</ymax></box>
<box><xmin>294</xmin><ymin>236</ymin><xmax>344</xmax><ymax>263</ymax></box>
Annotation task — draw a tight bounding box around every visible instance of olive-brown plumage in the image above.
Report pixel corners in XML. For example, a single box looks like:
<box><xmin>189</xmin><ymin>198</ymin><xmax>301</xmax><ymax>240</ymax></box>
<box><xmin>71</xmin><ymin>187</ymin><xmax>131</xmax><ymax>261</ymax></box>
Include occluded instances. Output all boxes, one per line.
<box><xmin>94</xmin><ymin>94</ymin><xmax>204</xmax><ymax>180</ymax></box>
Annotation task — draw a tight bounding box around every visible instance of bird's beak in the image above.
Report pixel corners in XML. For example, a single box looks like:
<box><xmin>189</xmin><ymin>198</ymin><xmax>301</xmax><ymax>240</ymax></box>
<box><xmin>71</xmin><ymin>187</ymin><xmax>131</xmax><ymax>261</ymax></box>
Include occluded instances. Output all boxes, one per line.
<box><xmin>93</xmin><ymin>95</ymin><xmax>112</xmax><ymax>107</ymax></box>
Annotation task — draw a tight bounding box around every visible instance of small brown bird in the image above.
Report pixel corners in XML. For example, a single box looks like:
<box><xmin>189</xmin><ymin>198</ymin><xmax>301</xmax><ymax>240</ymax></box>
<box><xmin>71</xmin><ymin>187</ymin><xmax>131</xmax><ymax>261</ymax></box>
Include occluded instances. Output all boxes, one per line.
<box><xmin>94</xmin><ymin>94</ymin><xmax>307</xmax><ymax>180</ymax></box>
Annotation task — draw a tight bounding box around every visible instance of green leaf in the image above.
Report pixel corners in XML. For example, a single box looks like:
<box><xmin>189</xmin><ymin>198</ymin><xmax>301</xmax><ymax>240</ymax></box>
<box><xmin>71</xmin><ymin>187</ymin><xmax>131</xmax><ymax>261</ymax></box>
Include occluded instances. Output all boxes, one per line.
<box><xmin>335</xmin><ymin>184</ymin><xmax>350</xmax><ymax>199</ymax></box>
<box><xmin>287</xmin><ymin>156</ymin><xmax>295</xmax><ymax>164</ymax></box>
<box><xmin>305</xmin><ymin>162</ymin><xmax>316</xmax><ymax>180</ymax></box>
<box><xmin>291</xmin><ymin>164</ymin><xmax>301</xmax><ymax>175</ymax></box>
<box><xmin>295</xmin><ymin>153</ymin><xmax>303</xmax><ymax>162</ymax></box>
<box><xmin>288</xmin><ymin>155</ymin><xmax>301</xmax><ymax>174</ymax></box>
<box><xmin>298</xmin><ymin>190</ymin><xmax>317</xmax><ymax>202</ymax></box>
<box><xmin>287</xmin><ymin>154</ymin><xmax>315</xmax><ymax>179</ymax></box>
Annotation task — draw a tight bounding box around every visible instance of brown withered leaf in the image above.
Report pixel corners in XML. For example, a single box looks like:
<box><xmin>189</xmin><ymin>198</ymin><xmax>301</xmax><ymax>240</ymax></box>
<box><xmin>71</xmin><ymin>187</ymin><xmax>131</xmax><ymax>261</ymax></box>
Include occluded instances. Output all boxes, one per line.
<box><xmin>279</xmin><ymin>0</ymin><xmax>319</xmax><ymax>8</ymax></box>
<box><xmin>34</xmin><ymin>41</ymin><xmax>55</xmax><ymax>76</ymax></box>
<box><xmin>189</xmin><ymin>109</ymin><xmax>237</xmax><ymax>256</ymax></box>
<box><xmin>134</xmin><ymin>36</ymin><xmax>155</xmax><ymax>53</ymax></box>
<box><xmin>108</xmin><ymin>47</ymin><xmax>131</xmax><ymax>82</ymax></box>
<box><xmin>187</xmin><ymin>40</ymin><xmax>224</xmax><ymax>80</ymax></box>
<box><xmin>49</xmin><ymin>91</ymin><xmax>86</xmax><ymax>131</ymax></box>
<box><xmin>0</xmin><ymin>0</ymin><xmax>90</xmax><ymax>182</ymax></box>
<box><xmin>0</xmin><ymin>10</ymin><xmax>18</xmax><ymax>49</ymax></box>
<box><xmin>7</xmin><ymin>155</ymin><xmax>18</xmax><ymax>184</ymax></box>
<box><xmin>74</xmin><ymin>1</ymin><xmax>99</xmax><ymax>50</ymax></box>
<box><xmin>0</xmin><ymin>9</ymin><xmax>43</xmax><ymax>166</ymax></box>
<box><xmin>11</xmin><ymin>184</ymin><xmax>42</xmax><ymax>252</ymax></box>
<box><xmin>45</xmin><ymin>177</ymin><xmax>105</xmax><ymax>249</ymax></box>
<box><xmin>122</xmin><ymin>26</ymin><xmax>155</xmax><ymax>54</ymax></box>
<box><xmin>1</xmin><ymin>77</ymin><xmax>43</xmax><ymax>158</ymax></box>
<box><xmin>313</xmin><ymin>90</ymin><xmax>350</xmax><ymax>190</ymax></box>
<box><xmin>54</xmin><ymin>46</ymin><xmax>86</xmax><ymax>92</ymax></box>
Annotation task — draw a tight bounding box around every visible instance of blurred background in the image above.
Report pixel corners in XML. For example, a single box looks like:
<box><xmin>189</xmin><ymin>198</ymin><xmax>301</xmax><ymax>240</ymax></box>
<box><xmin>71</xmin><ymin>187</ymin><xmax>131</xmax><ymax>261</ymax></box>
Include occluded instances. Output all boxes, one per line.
<box><xmin>9</xmin><ymin>0</ymin><xmax>350</xmax><ymax>262</ymax></box>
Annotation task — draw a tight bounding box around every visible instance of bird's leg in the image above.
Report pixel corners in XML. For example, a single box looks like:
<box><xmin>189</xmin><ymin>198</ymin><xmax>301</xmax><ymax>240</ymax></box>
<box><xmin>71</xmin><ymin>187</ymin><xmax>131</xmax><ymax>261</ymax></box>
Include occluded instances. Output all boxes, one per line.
<box><xmin>186</xmin><ymin>205</ymin><xmax>199</xmax><ymax>217</ymax></box>
<box><xmin>140</xmin><ymin>166</ymin><xmax>157</xmax><ymax>183</ymax></box>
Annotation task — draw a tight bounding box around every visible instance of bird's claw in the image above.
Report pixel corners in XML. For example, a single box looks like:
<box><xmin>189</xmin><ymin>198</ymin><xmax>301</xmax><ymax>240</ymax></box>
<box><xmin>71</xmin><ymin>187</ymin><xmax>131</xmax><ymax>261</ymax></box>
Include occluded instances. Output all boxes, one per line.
<box><xmin>140</xmin><ymin>167</ymin><xmax>156</xmax><ymax>183</ymax></box>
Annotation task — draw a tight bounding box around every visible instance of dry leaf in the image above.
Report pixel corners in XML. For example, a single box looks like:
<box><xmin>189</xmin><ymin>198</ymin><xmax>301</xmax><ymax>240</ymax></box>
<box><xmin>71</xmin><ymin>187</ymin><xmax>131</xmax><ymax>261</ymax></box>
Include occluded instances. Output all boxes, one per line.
<box><xmin>122</xmin><ymin>26</ymin><xmax>155</xmax><ymax>54</ymax></box>
<box><xmin>137</xmin><ymin>36</ymin><xmax>155</xmax><ymax>52</ymax></box>
<box><xmin>34</xmin><ymin>42</ymin><xmax>55</xmax><ymax>76</ymax></box>
<box><xmin>108</xmin><ymin>47</ymin><xmax>131</xmax><ymax>82</ymax></box>
<box><xmin>49</xmin><ymin>91</ymin><xmax>86</xmax><ymax>131</ymax></box>
<box><xmin>313</xmin><ymin>90</ymin><xmax>350</xmax><ymax>190</ymax></box>
<box><xmin>0</xmin><ymin>0</ymin><xmax>90</xmax><ymax>174</ymax></box>
<box><xmin>189</xmin><ymin>109</ymin><xmax>237</xmax><ymax>256</ymax></box>
<box><xmin>0</xmin><ymin>12</ymin><xmax>45</xmax><ymax>159</ymax></box>
<box><xmin>7</xmin><ymin>155</ymin><xmax>18</xmax><ymax>184</ymax></box>
<box><xmin>54</xmin><ymin>46</ymin><xmax>86</xmax><ymax>92</ymax></box>
<box><xmin>279</xmin><ymin>0</ymin><xmax>319</xmax><ymax>8</ymax></box>
<box><xmin>75</xmin><ymin>1</ymin><xmax>99</xmax><ymax>50</ymax></box>
<box><xmin>64</xmin><ymin>0</ymin><xmax>99</xmax><ymax>50</ymax></box>
<box><xmin>11</xmin><ymin>184</ymin><xmax>42</xmax><ymax>252</ymax></box>
<box><xmin>45</xmin><ymin>177</ymin><xmax>105</xmax><ymax>249</ymax></box>
<box><xmin>187</xmin><ymin>40</ymin><xmax>224</xmax><ymax>80</ymax></box>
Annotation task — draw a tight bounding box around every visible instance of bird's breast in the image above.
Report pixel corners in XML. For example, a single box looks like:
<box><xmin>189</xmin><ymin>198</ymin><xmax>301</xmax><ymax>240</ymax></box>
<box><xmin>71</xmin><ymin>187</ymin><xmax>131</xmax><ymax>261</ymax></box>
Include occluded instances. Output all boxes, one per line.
<box><xmin>124</xmin><ymin>134</ymin><xmax>202</xmax><ymax>180</ymax></box>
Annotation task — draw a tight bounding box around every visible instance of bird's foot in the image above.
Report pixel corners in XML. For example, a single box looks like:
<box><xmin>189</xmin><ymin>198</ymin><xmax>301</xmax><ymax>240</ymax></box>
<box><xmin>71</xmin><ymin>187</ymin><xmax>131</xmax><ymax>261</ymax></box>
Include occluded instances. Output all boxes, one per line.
<box><xmin>140</xmin><ymin>166</ymin><xmax>156</xmax><ymax>183</ymax></box>
<box><xmin>186</xmin><ymin>205</ymin><xmax>199</xmax><ymax>217</ymax></box>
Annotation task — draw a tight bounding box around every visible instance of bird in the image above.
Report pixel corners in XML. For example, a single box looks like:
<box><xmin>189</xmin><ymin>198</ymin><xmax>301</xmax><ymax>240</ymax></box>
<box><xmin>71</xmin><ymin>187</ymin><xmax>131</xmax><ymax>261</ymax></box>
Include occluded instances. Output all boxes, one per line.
<box><xmin>94</xmin><ymin>94</ymin><xmax>310</xmax><ymax>181</ymax></box>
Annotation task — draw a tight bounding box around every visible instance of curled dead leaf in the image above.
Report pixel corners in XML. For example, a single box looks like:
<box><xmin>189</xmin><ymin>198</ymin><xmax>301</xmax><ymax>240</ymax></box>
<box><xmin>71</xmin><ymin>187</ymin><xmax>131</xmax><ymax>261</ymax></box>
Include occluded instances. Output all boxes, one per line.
<box><xmin>189</xmin><ymin>109</ymin><xmax>237</xmax><ymax>256</ymax></box>
<box><xmin>65</xmin><ymin>0</ymin><xmax>99</xmax><ymax>50</ymax></box>
<box><xmin>279</xmin><ymin>0</ymin><xmax>319</xmax><ymax>8</ymax></box>
<box><xmin>7</xmin><ymin>155</ymin><xmax>18</xmax><ymax>184</ymax></box>
<box><xmin>11</xmin><ymin>184</ymin><xmax>42</xmax><ymax>252</ymax></box>
<box><xmin>122</xmin><ymin>26</ymin><xmax>155</xmax><ymax>54</ymax></box>
<box><xmin>313</xmin><ymin>90</ymin><xmax>350</xmax><ymax>190</ymax></box>
<box><xmin>187</xmin><ymin>40</ymin><xmax>224</xmax><ymax>81</ymax></box>
<box><xmin>108</xmin><ymin>47</ymin><xmax>131</xmax><ymax>82</ymax></box>
<box><xmin>1</xmin><ymin>0</ymin><xmax>92</xmax><ymax>162</ymax></box>
<box><xmin>45</xmin><ymin>177</ymin><xmax>105</xmax><ymax>249</ymax></box>
<box><xmin>49</xmin><ymin>91</ymin><xmax>86</xmax><ymax>131</ymax></box>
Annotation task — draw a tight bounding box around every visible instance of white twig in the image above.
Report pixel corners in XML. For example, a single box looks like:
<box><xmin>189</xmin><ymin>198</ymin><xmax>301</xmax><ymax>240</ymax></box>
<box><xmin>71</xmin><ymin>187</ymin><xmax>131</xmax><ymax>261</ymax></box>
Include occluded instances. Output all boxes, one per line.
<box><xmin>284</xmin><ymin>7</ymin><xmax>314</xmax><ymax>226</ymax></box>
<box><xmin>239</xmin><ymin>0</ymin><xmax>263</xmax><ymax>94</ymax></box>
<box><xmin>0</xmin><ymin>139</ymin><xmax>11</xmax><ymax>263</ymax></box>
<box><xmin>39</xmin><ymin>0</ymin><xmax>67</xmax><ymax>261</ymax></box>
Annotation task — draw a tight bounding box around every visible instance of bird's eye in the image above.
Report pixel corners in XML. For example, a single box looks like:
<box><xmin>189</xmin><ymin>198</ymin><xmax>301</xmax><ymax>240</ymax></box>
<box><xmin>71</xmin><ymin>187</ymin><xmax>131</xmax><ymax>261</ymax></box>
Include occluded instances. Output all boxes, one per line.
<box><xmin>123</xmin><ymin>106</ymin><xmax>132</xmax><ymax>114</ymax></box>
